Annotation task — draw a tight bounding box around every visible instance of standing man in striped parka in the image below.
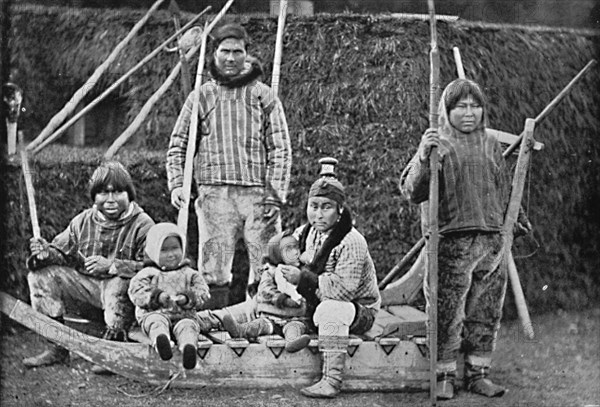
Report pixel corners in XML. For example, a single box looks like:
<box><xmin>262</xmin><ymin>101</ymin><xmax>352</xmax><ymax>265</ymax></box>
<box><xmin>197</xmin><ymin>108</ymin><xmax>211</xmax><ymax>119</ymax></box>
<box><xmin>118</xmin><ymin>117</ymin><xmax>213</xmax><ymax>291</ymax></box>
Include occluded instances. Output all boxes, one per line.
<box><xmin>167</xmin><ymin>23</ymin><xmax>292</xmax><ymax>307</ymax></box>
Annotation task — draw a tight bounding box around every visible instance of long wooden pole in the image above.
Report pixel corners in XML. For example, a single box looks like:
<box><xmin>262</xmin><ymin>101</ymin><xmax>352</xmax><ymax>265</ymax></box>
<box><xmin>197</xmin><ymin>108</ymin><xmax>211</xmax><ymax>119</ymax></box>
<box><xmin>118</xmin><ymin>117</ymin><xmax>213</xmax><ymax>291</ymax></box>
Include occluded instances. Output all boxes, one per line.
<box><xmin>31</xmin><ymin>7</ymin><xmax>210</xmax><ymax>155</ymax></box>
<box><xmin>426</xmin><ymin>1</ymin><xmax>440</xmax><ymax>405</ymax></box>
<box><xmin>271</xmin><ymin>0</ymin><xmax>288</xmax><ymax>95</ymax></box>
<box><xmin>503</xmin><ymin>59</ymin><xmax>596</xmax><ymax>157</ymax></box>
<box><xmin>503</xmin><ymin>118</ymin><xmax>536</xmax><ymax>340</ymax></box>
<box><xmin>19</xmin><ymin>131</ymin><xmax>41</xmax><ymax>239</ymax></box>
<box><xmin>104</xmin><ymin>22</ymin><xmax>207</xmax><ymax>159</ymax></box>
<box><xmin>27</xmin><ymin>0</ymin><xmax>166</xmax><ymax>152</ymax></box>
<box><xmin>378</xmin><ymin>237</ymin><xmax>425</xmax><ymax>290</ymax></box>
<box><xmin>169</xmin><ymin>0</ymin><xmax>192</xmax><ymax>98</ymax></box>
<box><xmin>177</xmin><ymin>0</ymin><xmax>235</xmax><ymax>236</ymax></box>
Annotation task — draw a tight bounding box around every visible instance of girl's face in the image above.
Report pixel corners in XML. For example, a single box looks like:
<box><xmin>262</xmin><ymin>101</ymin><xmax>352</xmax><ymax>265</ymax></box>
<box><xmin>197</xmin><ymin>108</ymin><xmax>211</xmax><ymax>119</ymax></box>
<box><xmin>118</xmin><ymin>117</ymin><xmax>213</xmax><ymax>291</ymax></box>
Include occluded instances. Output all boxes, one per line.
<box><xmin>94</xmin><ymin>183</ymin><xmax>129</xmax><ymax>220</ymax></box>
<box><xmin>449</xmin><ymin>95</ymin><xmax>483</xmax><ymax>134</ymax></box>
<box><xmin>279</xmin><ymin>236</ymin><xmax>300</xmax><ymax>267</ymax></box>
<box><xmin>307</xmin><ymin>196</ymin><xmax>340</xmax><ymax>232</ymax></box>
<box><xmin>159</xmin><ymin>236</ymin><xmax>183</xmax><ymax>269</ymax></box>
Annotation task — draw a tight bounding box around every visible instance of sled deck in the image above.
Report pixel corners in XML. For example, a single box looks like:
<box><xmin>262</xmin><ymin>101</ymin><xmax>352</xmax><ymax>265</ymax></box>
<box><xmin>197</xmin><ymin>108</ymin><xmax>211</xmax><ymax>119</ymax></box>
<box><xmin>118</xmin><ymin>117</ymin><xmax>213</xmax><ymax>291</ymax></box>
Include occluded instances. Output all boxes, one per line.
<box><xmin>0</xmin><ymin>291</ymin><xmax>430</xmax><ymax>391</ymax></box>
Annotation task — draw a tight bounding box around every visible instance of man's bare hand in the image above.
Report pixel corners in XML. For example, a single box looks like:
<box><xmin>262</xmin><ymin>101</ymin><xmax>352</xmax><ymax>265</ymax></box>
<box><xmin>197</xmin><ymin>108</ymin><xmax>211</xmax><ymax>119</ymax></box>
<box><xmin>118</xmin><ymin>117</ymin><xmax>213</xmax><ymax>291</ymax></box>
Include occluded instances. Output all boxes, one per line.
<box><xmin>84</xmin><ymin>255</ymin><xmax>112</xmax><ymax>277</ymax></box>
<box><xmin>170</xmin><ymin>187</ymin><xmax>186</xmax><ymax>210</ymax></box>
<box><xmin>30</xmin><ymin>237</ymin><xmax>50</xmax><ymax>260</ymax></box>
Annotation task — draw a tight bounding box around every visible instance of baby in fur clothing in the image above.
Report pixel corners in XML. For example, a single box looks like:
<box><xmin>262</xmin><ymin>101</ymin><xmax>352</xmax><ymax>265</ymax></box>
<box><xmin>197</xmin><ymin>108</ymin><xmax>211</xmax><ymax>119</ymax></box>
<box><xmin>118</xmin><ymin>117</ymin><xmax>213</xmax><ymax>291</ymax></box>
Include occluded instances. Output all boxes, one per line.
<box><xmin>222</xmin><ymin>231</ymin><xmax>312</xmax><ymax>353</ymax></box>
<box><xmin>128</xmin><ymin>223</ymin><xmax>210</xmax><ymax>369</ymax></box>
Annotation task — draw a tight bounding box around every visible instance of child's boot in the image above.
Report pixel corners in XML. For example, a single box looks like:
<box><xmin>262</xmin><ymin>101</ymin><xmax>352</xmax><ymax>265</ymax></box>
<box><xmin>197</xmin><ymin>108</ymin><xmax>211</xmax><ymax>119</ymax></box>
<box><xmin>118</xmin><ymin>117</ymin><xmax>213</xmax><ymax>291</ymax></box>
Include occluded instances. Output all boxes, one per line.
<box><xmin>174</xmin><ymin>319</ymin><xmax>200</xmax><ymax>369</ymax></box>
<box><xmin>222</xmin><ymin>315</ymin><xmax>273</xmax><ymax>340</ymax></box>
<box><xmin>283</xmin><ymin>320</ymin><xmax>311</xmax><ymax>353</ymax></box>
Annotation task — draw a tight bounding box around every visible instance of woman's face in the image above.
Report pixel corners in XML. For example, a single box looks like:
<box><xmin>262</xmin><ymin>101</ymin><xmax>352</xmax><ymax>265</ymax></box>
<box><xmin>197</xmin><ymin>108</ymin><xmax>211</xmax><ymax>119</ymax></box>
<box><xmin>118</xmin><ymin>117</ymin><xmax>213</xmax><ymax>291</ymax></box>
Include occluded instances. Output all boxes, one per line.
<box><xmin>307</xmin><ymin>196</ymin><xmax>340</xmax><ymax>232</ymax></box>
<box><xmin>448</xmin><ymin>95</ymin><xmax>483</xmax><ymax>133</ymax></box>
<box><xmin>94</xmin><ymin>183</ymin><xmax>129</xmax><ymax>220</ymax></box>
<box><xmin>159</xmin><ymin>236</ymin><xmax>183</xmax><ymax>269</ymax></box>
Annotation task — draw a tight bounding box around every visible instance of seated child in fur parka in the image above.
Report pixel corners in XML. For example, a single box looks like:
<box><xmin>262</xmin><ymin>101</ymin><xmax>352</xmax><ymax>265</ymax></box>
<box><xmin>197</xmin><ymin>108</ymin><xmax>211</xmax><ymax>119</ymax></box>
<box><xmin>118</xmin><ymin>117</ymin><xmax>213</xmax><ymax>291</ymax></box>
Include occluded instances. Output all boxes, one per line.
<box><xmin>222</xmin><ymin>231</ymin><xmax>312</xmax><ymax>353</ymax></box>
<box><xmin>128</xmin><ymin>222</ymin><xmax>210</xmax><ymax>369</ymax></box>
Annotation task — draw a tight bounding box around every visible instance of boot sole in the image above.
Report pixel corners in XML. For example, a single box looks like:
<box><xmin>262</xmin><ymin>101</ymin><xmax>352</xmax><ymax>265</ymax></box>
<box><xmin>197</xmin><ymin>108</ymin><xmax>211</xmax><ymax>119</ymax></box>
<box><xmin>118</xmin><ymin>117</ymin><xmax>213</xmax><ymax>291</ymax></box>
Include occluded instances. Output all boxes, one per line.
<box><xmin>285</xmin><ymin>334</ymin><xmax>311</xmax><ymax>353</ymax></box>
<box><xmin>182</xmin><ymin>344</ymin><xmax>197</xmax><ymax>370</ymax></box>
<box><xmin>222</xmin><ymin>314</ymin><xmax>241</xmax><ymax>338</ymax></box>
<box><xmin>156</xmin><ymin>334</ymin><xmax>173</xmax><ymax>361</ymax></box>
<box><xmin>300</xmin><ymin>389</ymin><xmax>337</xmax><ymax>399</ymax></box>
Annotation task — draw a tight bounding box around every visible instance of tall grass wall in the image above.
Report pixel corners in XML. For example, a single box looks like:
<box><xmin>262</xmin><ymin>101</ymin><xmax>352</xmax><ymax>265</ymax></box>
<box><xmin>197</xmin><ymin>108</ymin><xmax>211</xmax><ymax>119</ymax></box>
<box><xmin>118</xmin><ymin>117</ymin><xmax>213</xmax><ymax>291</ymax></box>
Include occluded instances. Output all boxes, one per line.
<box><xmin>2</xmin><ymin>5</ymin><xmax>599</xmax><ymax>315</ymax></box>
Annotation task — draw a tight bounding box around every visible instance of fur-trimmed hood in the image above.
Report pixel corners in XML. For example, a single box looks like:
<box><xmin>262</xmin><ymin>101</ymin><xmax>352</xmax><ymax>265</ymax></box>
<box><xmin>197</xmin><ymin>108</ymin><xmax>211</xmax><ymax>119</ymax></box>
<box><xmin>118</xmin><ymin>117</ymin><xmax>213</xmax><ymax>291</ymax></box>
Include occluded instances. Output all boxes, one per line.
<box><xmin>143</xmin><ymin>222</ymin><xmax>189</xmax><ymax>271</ymax></box>
<box><xmin>209</xmin><ymin>55</ymin><xmax>264</xmax><ymax>88</ymax></box>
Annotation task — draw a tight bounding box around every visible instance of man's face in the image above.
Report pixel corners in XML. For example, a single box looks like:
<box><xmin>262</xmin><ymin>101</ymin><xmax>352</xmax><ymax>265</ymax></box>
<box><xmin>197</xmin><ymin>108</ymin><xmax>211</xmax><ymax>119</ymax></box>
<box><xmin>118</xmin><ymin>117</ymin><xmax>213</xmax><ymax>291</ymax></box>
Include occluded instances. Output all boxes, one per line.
<box><xmin>214</xmin><ymin>38</ymin><xmax>247</xmax><ymax>77</ymax></box>
<box><xmin>94</xmin><ymin>183</ymin><xmax>129</xmax><ymax>220</ymax></box>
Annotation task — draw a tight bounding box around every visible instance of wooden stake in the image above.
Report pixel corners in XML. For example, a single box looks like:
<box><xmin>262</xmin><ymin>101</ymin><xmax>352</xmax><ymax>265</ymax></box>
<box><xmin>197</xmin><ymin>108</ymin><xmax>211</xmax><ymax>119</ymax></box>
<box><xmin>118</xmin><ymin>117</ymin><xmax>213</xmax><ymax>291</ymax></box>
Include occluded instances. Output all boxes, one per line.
<box><xmin>426</xmin><ymin>0</ymin><xmax>440</xmax><ymax>405</ymax></box>
<box><xmin>31</xmin><ymin>7</ymin><xmax>210</xmax><ymax>155</ymax></box>
<box><xmin>27</xmin><ymin>0</ymin><xmax>166</xmax><ymax>152</ymax></box>
<box><xmin>271</xmin><ymin>0</ymin><xmax>288</xmax><ymax>96</ymax></box>
<box><xmin>177</xmin><ymin>0</ymin><xmax>235</xmax><ymax>237</ymax></box>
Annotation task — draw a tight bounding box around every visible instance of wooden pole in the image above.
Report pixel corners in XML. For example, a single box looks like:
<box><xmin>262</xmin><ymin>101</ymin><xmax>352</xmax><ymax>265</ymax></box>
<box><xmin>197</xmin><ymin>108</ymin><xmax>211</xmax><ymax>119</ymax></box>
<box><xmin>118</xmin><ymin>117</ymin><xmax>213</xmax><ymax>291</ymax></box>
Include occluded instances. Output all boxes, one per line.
<box><xmin>503</xmin><ymin>59</ymin><xmax>596</xmax><ymax>157</ymax></box>
<box><xmin>426</xmin><ymin>0</ymin><xmax>440</xmax><ymax>405</ymax></box>
<box><xmin>104</xmin><ymin>29</ymin><xmax>205</xmax><ymax>159</ymax></box>
<box><xmin>31</xmin><ymin>7</ymin><xmax>210</xmax><ymax>155</ymax></box>
<box><xmin>177</xmin><ymin>0</ymin><xmax>235</xmax><ymax>237</ymax></box>
<box><xmin>169</xmin><ymin>0</ymin><xmax>192</xmax><ymax>98</ymax></box>
<box><xmin>27</xmin><ymin>0</ymin><xmax>166</xmax><ymax>152</ymax></box>
<box><xmin>19</xmin><ymin>131</ymin><xmax>41</xmax><ymax>239</ymax></box>
<box><xmin>271</xmin><ymin>0</ymin><xmax>288</xmax><ymax>95</ymax></box>
<box><xmin>503</xmin><ymin>118</ymin><xmax>536</xmax><ymax>340</ymax></box>
<box><xmin>452</xmin><ymin>47</ymin><xmax>465</xmax><ymax>79</ymax></box>
<box><xmin>378</xmin><ymin>237</ymin><xmax>425</xmax><ymax>290</ymax></box>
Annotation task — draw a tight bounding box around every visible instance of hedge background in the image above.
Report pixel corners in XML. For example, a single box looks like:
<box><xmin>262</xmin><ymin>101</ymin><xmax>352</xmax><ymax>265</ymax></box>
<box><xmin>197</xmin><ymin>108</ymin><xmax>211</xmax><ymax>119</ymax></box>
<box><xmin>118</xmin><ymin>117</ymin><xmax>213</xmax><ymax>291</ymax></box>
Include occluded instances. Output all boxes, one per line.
<box><xmin>2</xmin><ymin>5</ymin><xmax>599</xmax><ymax>316</ymax></box>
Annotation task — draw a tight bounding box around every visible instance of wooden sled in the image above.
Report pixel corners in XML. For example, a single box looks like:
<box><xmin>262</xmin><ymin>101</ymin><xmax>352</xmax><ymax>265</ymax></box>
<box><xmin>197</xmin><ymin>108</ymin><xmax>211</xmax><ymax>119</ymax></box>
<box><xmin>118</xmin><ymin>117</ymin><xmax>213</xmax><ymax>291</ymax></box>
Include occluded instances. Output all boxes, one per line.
<box><xmin>0</xmin><ymin>291</ymin><xmax>430</xmax><ymax>391</ymax></box>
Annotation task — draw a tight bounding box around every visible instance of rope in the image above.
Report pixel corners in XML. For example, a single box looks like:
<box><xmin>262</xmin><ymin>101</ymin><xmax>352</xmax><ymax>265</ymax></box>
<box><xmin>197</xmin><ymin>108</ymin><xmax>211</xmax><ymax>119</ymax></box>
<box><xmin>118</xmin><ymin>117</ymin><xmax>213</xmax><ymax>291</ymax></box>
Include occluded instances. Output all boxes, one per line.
<box><xmin>116</xmin><ymin>370</ymin><xmax>182</xmax><ymax>398</ymax></box>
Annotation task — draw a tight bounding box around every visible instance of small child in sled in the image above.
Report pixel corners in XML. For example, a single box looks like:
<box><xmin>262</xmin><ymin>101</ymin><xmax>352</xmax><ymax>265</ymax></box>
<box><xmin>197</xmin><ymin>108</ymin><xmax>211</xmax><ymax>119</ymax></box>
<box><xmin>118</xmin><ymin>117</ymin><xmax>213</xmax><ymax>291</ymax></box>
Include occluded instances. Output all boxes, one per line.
<box><xmin>222</xmin><ymin>231</ymin><xmax>312</xmax><ymax>353</ymax></box>
<box><xmin>128</xmin><ymin>223</ymin><xmax>210</xmax><ymax>369</ymax></box>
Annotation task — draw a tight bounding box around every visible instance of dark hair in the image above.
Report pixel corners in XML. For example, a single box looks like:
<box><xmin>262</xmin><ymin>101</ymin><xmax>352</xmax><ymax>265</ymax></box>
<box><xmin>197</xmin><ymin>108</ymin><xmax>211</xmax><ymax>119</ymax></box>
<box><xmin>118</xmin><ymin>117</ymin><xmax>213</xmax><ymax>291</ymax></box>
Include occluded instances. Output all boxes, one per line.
<box><xmin>210</xmin><ymin>23</ymin><xmax>250</xmax><ymax>52</ymax></box>
<box><xmin>89</xmin><ymin>161</ymin><xmax>136</xmax><ymax>202</ymax></box>
<box><xmin>444</xmin><ymin>79</ymin><xmax>486</xmax><ymax>114</ymax></box>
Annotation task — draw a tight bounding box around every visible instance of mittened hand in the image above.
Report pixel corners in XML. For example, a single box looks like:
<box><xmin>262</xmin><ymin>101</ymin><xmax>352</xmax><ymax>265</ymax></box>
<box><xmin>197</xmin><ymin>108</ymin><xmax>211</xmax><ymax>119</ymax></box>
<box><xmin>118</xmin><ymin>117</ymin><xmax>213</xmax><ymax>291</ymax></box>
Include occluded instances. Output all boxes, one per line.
<box><xmin>175</xmin><ymin>294</ymin><xmax>189</xmax><ymax>306</ymax></box>
<box><xmin>283</xmin><ymin>297</ymin><xmax>301</xmax><ymax>308</ymax></box>
<box><xmin>158</xmin><ymin>292</ymin><xmax>171</xmax><ymax>307</ymax></box>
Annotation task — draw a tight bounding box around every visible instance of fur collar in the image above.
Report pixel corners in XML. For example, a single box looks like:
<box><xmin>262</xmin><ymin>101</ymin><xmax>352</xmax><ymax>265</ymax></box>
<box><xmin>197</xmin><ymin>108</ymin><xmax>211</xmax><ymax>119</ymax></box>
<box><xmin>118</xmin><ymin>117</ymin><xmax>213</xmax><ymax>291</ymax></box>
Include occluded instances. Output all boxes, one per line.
<box><xmin>209</xmin><ymin>55</ymin><xmax>263</xmax><ymax>88</ymax></box>
<box><xmin>299</xmin><ymin>208</ymin><xmax>353</xmax><ymax>275</ymax></box>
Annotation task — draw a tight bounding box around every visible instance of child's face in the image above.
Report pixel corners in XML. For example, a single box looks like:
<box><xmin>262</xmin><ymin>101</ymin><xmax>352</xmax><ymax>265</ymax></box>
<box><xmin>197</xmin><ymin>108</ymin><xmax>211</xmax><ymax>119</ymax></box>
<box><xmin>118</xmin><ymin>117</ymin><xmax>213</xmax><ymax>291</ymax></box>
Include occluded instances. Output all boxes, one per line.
<box><xmin>279</xmin><ymin>236</ymin><xmax>300</xmax><ymax>267</ymax></box>
<box><xmin>159</xmin><ymin>236</ymin><xmax>183</xmax><ymax>269</ymax></box>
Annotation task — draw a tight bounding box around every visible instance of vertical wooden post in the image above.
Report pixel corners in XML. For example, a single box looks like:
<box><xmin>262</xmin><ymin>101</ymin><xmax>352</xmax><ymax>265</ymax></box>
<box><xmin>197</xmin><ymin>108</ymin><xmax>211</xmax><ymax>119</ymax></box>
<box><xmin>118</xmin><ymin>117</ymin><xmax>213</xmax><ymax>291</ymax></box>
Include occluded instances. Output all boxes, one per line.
<box><xmin>426</xmin><ymin>0</ymin><xmax>440</xmax><ymax>405</ymax></box>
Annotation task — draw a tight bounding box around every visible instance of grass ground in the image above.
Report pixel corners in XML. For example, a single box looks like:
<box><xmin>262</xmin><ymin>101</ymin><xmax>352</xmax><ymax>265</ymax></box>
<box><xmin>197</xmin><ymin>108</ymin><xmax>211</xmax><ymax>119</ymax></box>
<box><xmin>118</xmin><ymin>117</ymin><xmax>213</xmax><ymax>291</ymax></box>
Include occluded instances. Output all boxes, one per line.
<box><xmin>1</xmin><ymin>307</ymin><xmax>599</xmax><ymax>407</ymax></box>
